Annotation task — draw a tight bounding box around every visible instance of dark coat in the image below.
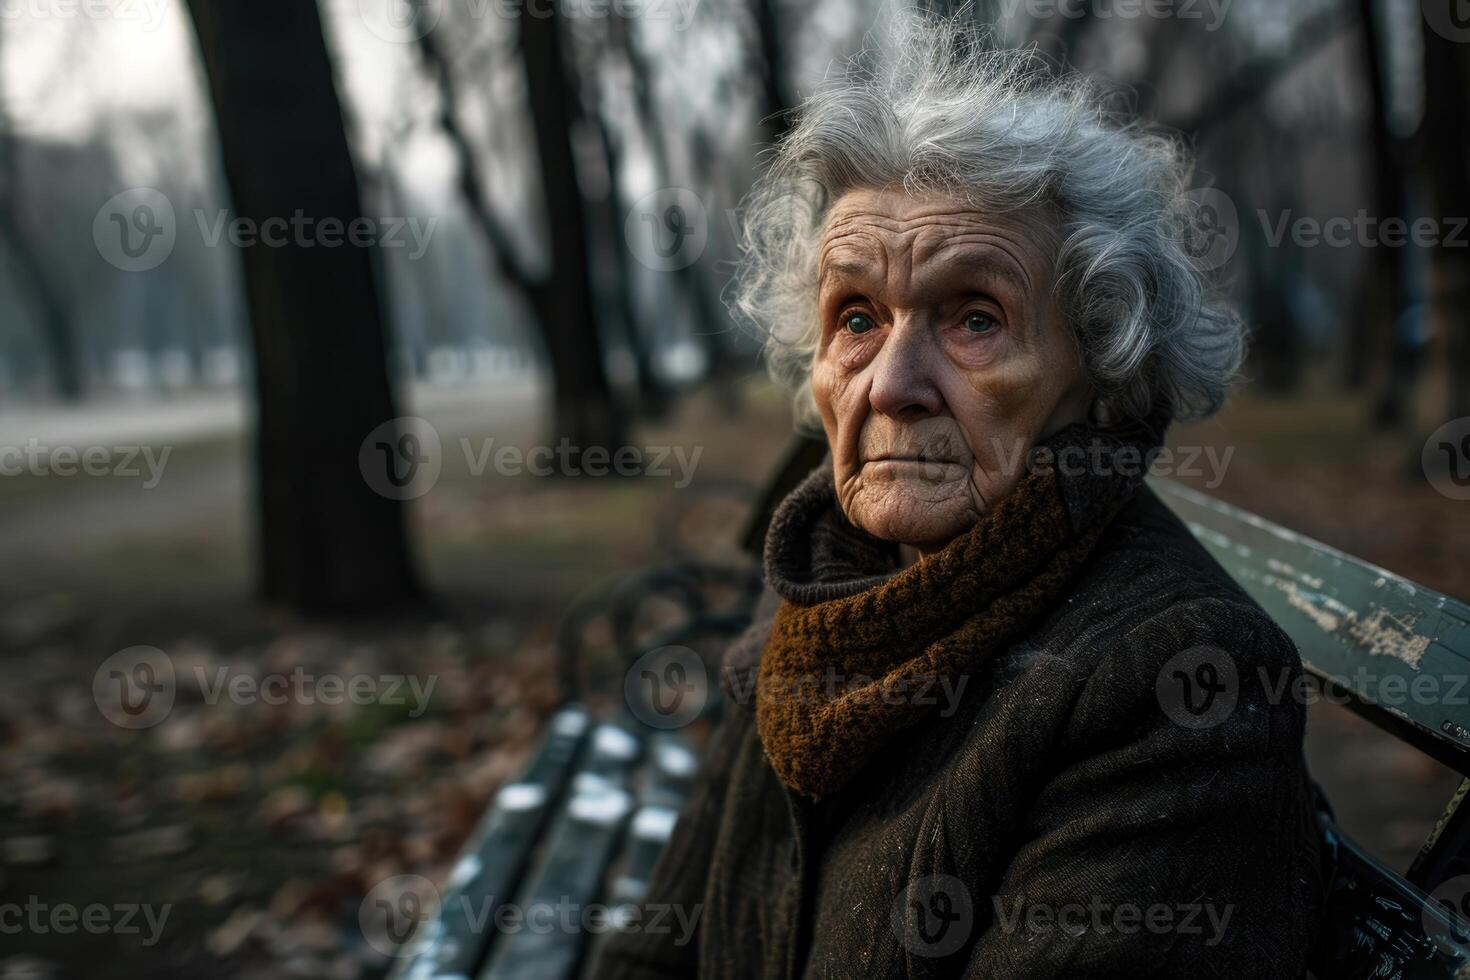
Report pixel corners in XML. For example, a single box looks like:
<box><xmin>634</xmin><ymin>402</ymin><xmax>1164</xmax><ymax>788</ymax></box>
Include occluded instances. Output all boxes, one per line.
<box><xmin>593</xmin><ymin>483</ymin><xmax>1325</xmax><ymax>979</ymax></box>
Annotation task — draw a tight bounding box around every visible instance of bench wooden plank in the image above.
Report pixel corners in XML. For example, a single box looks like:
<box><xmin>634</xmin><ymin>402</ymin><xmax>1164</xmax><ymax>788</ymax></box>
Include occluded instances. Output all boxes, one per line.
<box><xmin>580</xmin><ymin>732</ymin><xmax>700</xmax><ymax>975</ymax></box>
<box><xmin>478</xmin><ymin>723</ymin><xmax>643</xmax><ymax>980</ymax></box>
<box><xmin>388</xmin><ymin>705</ymin><xmax>590</xmax><ymax>980</ymax></box>
<box><xmin>1155</xmin><ymin>479</ymin><xmax>1470</xmax><ymax>766</ymax></box>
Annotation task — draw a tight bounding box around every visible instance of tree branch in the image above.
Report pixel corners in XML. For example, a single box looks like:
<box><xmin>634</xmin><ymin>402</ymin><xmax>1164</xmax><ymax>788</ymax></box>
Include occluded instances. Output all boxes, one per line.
<box><xmin>415</xmin><ymin>25</ymin><xmax>545</xmax><ymax>308</ymax></box>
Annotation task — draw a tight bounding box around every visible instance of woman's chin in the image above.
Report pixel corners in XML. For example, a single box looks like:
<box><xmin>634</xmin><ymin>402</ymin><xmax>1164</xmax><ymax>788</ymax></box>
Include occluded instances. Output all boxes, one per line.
<box><xmin>846</xmin><ymin>495</ymin><xmax>978</xmax><ymax>552</ymax></box>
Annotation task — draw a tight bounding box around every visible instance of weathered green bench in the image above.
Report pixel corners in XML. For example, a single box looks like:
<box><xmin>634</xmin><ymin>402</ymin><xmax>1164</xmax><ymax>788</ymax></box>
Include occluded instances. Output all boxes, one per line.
<box><xmin>385</xmin><ymin>560</ymin><xmax>757</xmax><ymax>980</ymax></box>
<box><xmin>386</xmin><ymin>478</ymin><xmax>1470</xmax><ymax>979</ymax></box>
<box><xmin>1158</xmin><ymin>480</ymin><xmax>1470</xmax><ymax>978</ymax></box>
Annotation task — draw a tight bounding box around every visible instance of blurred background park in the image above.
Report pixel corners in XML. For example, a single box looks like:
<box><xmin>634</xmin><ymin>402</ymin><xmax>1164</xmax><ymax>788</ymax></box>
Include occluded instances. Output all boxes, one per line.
<box><xmin>0</xmin><ymin>0</ymin><xmax>1467</xmax><ymax>976</ymax></box>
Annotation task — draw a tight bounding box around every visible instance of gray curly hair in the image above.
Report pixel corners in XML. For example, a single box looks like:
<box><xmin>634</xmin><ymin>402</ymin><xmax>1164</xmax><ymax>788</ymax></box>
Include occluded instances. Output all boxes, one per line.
<box><xmin>729</xmin><ymin>14</ymin><xmax>1244</xmax><ymax>433</ymax></box>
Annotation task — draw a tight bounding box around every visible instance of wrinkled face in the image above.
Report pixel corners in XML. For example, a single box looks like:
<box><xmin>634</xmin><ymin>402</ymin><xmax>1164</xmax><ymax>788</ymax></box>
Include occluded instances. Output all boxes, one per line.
<box><xmin>811</xmin><ymin>187</ymin><xmax>1093</xmax><ymax>553</ymax></box>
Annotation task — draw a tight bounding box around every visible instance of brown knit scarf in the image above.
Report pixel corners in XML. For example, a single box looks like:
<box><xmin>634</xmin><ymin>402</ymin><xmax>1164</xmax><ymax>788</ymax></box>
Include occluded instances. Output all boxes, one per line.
<box><xmin>755</xmin><ymin>421</ymin><xmax>1157</xmax><ymax>800</ymax></box>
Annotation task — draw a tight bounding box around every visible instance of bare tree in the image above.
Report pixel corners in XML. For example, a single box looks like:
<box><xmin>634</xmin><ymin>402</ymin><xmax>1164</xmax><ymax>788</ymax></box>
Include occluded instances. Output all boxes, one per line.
<box><xmin>612</xmin><ymin>16</ymin><xmax>735</xmax><ymax>408</ymax></box>
<box><xmin>415</xmin><ymin>8</ymin><xmax>627</xmax><ymax>450</ymax></box>
<box><xmin>520</xmin><ymin>3</ymin><xmax>628</xmax><ymax>449</ymax></box>
<box><xmin>1420</xmin><ymin>10</ymin><xmax>1470</xmax><ymax>427</ymax></box>
<box><xmin>184</xmin><ymin>0</ymin><xmax>420</xmax><ymax>612</ymax></box>
<box><xmin>1354</xmin><ymin>0</ymin><xmax>1416</xmax><ymax>425</ymax></box>
<box><xmin>752</xmin><ymin>0</ymin><xmax>797</xmax><ymax>142</ymax></box>
<box><xmin>0</xmin><ymin>20</ymin><xmax>80</xmax><ymax>401</ymax></box>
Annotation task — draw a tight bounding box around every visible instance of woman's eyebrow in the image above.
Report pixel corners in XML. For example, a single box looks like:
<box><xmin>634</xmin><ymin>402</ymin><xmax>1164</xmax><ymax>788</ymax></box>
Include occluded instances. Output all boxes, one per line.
<box><xmin>924</xmin><ymin>243</ymin><xmax>1033</xmax><ymax>294</ymax></box>
<box><xmin>817</xmin><ymin>256</ymin><xmax>878</xmax><ymax>286</ymax></box>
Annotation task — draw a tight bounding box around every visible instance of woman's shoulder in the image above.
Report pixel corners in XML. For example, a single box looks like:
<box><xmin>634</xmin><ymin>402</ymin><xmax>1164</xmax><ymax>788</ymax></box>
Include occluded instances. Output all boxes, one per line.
<box><xmin>1059</xmin><ymin>482</ymin><xmax>1295</xmax><ymax>655</ymax></box>
<box><xmin>1023</xmin><ymin>484</ymin><xmax>1306</xmax><ymax>740</ymax></box>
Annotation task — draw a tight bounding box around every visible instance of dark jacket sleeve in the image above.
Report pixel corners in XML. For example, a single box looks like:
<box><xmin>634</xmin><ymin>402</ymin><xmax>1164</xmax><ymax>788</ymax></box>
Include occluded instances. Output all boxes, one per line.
<box><xmin>589</xmin><ymin>701</ymin><xmax>750</xmax><ymax>979</ymax></box>
<box><xmin>963</xmin><ymin>596</ymin><xmax>1325</xmax><ymax>978</ymax></box>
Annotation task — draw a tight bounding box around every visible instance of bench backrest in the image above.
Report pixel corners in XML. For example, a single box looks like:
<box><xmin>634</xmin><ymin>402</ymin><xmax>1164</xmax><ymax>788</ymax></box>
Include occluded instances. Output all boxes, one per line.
<box><xmin>1156</xmin><ymin>478</ymin><xmax>1470</xmax><ymax>978</ymax></box>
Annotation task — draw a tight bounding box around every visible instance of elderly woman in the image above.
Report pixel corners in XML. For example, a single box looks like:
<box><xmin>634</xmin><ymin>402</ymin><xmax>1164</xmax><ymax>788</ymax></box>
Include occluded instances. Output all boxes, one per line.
<box><xmin>596</xmin><ymin>19</ymin><xmax>1324</xmax><ymax>980</ymax></box>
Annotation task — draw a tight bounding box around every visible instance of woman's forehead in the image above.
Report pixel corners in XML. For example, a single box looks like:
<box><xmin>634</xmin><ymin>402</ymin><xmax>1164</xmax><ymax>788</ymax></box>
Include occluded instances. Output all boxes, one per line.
<box><xmin>818</xmin><ymin>189</ymin><xmax>1054</xmax><ymax>291</ymax></box>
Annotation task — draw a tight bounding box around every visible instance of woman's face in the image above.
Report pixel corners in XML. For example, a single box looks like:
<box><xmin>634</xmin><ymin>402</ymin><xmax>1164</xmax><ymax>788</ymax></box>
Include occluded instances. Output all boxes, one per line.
<box><xmin>811</xmin><ymin>187</ymin><xmax>1093</xmax><ymax>552</ymax></box>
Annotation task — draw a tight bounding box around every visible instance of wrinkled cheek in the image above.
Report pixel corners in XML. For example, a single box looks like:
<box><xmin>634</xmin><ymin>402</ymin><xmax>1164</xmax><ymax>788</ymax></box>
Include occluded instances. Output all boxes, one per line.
<box><xmin>811</xmin><ymin>362</ymin><xmax>858</xmax><ymax>444</ymax></box>
<box><xmin>810</xmin><ymin>361</ymin><xmax>836</xmax><ymax>429</ymax></box>
<box><xmin>812</xmin><ymin>362</ymin><xmax>871</xmax><ymax>499</ymax></box>
<box><xmin>954</xmin><ymin>361</ymin><xmax>1053</xmax><ymax>501</ymax></box>
<box><xmin>970</xmin><ymin>360</ymin><xmax>1039</xmax><ymax>430</ymax></box>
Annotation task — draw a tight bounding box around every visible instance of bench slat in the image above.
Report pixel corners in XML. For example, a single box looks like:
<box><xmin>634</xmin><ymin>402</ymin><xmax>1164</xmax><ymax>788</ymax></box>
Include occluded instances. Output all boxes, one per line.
<box><xmin>579</xmin><ymin>732</ymin><xmax>700</xmax><ymax>976</ymax></box>
<box><xmin>1155</xmin><ymin>479</ymin><xmax>1470</xmax><ymax>767</ymax></box>
<box><xmin>389</xmin><ymin>705</ymin><xmax>591</xmax><ymax>980</ymax></box>
<box><xmin>478</xmin><ymin>723</ymin><xmax>643</xmax><ymax>980</ymax></box>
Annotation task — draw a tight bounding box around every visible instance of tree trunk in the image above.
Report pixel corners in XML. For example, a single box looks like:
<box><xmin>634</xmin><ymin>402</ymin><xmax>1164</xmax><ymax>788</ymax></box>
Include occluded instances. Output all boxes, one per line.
<box><xmin>518</xmin><ymin>1</ymin><xmax>627</xmax><ymax>451</ymax></box>
<box><xmin>591</xmin><ymin>109</ymin><xmax>668</xmax><ymax>419</ymax></box>
<box><xmin>754</xmin><ymin>0</ymin><xmax>795</xmax><ymax>143</ymax></box>
<box><xmin>0</xmin><ymin>213</ymin><xmax>80</xmax><ymax>400</ymax></box>
<box><xmin>1342</xmin><ymin>0</ymin><xmax>1395</xmax><ymax>391</ymax></box>
<box><xmin>1354</xmin><ymin>0</ymin><xmax>1416</xmax><ymax>425</ymax></box>
<box><xmin>1421</xmin><ymin>12</ymin><xmax>1470</xmax><ymax>425</ymax></box>
<box><xmin>617</xmin><ymin>19</ymin><xmax>730</xmax><ymax>408</ymax></box>
<box><xmin>0</xmin><ymin>23</ymin><xmax>80</xmax><ymax>402</ymax></box>
<box><xmin>184</xmin><ymin>0</ymin><xmax>420</xmax><ymax>612</ymax></box>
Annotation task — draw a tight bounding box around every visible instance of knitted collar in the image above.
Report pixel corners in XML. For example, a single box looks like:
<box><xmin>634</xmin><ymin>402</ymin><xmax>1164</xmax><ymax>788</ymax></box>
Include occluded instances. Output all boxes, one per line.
<box><xmin>753</xmin><ymin>419</ymin><xmax>1160</xmax><ymax>800</ymax></box>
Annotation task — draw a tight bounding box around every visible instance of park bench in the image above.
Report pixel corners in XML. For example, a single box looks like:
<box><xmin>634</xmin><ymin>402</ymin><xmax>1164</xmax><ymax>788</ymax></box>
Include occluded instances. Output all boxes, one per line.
<box><xmin>385</xmin><ymin>558</ymin><xmax>761</xmax><ymax>980</ymax></box>
<box><xmin>387</xmin><ymin>473</ymin><xmax>1470</xmax><ymax>980</ymax></box>
<box><xmin>1157</xmin><ymin>481</ymin><xmax>1470</xmax><ymax>978</ymax></box>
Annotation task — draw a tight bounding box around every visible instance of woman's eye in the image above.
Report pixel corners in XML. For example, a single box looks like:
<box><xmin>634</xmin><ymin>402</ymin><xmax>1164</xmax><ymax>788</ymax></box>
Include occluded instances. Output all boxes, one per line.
<box><xmin>844</xmin><ymin>313</ymin><xmax>876</xmax><ymax>335</ymax></box>
<box><xmin>963</xmin><ymin>311</ymin><xmax>999</xmax><ymax>334</ymax></box>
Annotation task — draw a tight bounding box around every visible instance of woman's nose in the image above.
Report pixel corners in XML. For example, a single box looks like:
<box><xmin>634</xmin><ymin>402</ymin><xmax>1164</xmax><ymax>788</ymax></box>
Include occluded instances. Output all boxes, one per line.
<box><xmin>867</xmin><ymin>316</ymin><xmax>943</xmax><ymax>420</ymax></box>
